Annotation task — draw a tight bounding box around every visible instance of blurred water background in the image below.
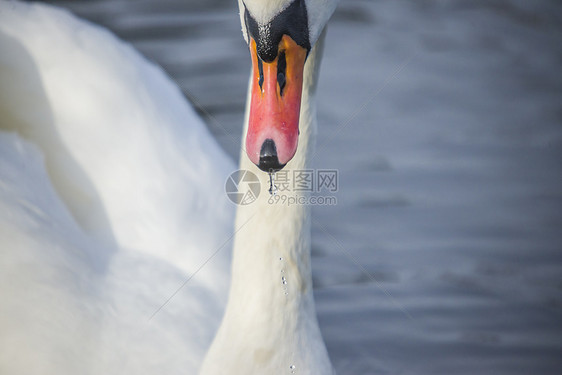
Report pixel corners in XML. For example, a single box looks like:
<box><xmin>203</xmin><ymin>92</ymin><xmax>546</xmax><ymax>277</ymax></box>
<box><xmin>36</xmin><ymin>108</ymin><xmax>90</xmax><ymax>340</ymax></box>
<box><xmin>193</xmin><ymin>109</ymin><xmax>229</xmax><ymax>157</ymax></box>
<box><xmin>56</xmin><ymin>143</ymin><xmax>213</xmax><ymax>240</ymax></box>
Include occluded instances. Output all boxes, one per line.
<box><xmin>41</xmin><ymin>0</ymin><xmax>562</xmax><ymax>373</ymax></box>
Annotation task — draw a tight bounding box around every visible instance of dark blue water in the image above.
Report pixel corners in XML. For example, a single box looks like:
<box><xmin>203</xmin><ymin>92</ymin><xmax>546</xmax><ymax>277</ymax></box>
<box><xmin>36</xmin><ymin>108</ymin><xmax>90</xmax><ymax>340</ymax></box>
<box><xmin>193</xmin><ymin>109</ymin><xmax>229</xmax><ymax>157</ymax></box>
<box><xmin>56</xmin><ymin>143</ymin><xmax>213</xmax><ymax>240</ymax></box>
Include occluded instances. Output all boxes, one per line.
<box><xmin>44</xmin><ymin>0</ymin><xmax>562</xmax><ymax>373</ymax></box>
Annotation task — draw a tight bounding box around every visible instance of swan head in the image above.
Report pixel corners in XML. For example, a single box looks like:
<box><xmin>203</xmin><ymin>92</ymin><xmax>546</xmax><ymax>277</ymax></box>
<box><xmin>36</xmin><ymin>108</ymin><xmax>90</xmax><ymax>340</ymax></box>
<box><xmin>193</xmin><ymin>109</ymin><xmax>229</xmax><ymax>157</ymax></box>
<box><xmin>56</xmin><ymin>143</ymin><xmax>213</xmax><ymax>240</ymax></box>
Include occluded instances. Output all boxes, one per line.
<box><xmin>238</xmin><ymin>0</ymin><xmax>337</xmax><ymax>172</ymax></box>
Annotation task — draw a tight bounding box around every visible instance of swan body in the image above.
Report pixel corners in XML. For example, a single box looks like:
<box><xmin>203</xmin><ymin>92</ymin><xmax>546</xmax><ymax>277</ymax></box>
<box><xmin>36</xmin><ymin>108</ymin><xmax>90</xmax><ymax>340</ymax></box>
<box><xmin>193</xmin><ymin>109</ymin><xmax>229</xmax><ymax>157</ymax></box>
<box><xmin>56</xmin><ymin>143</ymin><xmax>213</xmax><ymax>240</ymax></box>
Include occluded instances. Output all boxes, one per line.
<box><xmin>1</xmin><ymin>2</ymin><xmax>233</xmax><ymax>373</ymax></box>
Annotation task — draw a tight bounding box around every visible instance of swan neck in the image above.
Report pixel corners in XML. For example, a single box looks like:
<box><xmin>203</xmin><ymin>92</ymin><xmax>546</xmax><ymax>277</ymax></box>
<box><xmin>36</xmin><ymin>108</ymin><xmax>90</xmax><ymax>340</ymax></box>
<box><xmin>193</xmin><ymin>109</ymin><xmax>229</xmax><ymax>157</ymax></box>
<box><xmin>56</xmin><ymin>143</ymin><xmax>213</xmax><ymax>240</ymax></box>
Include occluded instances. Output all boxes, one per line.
<box><xmin>232</xmin><ymin>29</ymin><xmax>326</xmax><ymax>289</ymax></box>
<box><xmin>200</xmin><ymin>31</ymin><xmax>331</xmax><ymax>374</ymax></box>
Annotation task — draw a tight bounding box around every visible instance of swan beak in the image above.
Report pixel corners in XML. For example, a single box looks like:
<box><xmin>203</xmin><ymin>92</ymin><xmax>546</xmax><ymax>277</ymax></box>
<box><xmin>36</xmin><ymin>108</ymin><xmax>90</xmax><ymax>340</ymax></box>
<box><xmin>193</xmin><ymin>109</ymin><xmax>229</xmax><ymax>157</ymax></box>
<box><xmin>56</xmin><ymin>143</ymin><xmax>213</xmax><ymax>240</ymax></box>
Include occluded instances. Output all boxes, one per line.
<box><xmin>246</xmin><ymin>35</ymin><xmax>307</xmax><ymax>172</ymax></box>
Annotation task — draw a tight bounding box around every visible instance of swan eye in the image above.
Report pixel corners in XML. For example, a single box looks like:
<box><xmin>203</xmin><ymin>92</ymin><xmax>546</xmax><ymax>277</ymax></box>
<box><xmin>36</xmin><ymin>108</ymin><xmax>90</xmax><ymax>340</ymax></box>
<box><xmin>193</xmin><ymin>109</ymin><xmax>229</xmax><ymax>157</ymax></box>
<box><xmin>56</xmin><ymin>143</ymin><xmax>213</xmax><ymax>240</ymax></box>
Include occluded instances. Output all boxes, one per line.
<box><xmin>277</xmin><ymin>51</ymin><xmax>287</xmax><ymax>95</ymax></box>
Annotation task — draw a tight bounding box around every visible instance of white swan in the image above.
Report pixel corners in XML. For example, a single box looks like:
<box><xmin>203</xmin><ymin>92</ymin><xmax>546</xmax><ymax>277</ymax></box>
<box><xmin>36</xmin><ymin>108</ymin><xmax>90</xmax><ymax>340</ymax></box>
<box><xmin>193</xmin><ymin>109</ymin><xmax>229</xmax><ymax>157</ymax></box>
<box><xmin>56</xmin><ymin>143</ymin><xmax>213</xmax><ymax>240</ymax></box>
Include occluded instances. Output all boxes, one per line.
<box><xmin>0</xmin><ymin>0</ymin><xmax>338</xmax><ymax>373</ymax></box>
<box><xmin>201</xmin><ymin>1</ymin><xmax>338</xmax><ymax>374</ymax></box>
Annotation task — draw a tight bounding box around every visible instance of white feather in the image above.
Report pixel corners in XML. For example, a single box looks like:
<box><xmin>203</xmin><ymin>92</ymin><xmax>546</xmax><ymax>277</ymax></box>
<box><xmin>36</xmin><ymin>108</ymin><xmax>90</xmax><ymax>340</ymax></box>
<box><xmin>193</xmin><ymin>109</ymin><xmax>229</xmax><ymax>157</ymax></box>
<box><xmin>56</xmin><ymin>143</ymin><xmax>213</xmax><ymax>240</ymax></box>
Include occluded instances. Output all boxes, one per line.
<box><xmin>0</xmin><ymin>2</ymin><xmax>234</xmax><ymax>373</ymax></box>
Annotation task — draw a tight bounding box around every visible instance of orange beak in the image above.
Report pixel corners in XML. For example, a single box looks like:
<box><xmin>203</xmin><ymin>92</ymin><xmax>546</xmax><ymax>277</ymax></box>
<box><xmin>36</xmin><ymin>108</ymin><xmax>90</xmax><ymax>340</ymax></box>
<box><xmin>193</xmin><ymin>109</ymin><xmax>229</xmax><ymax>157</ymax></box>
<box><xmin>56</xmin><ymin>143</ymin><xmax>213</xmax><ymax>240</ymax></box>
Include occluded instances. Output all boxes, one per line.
<box><xmin>245</xmin><ymin>35</ymin><xmax>307</xmax><ymax>172</ymax></box>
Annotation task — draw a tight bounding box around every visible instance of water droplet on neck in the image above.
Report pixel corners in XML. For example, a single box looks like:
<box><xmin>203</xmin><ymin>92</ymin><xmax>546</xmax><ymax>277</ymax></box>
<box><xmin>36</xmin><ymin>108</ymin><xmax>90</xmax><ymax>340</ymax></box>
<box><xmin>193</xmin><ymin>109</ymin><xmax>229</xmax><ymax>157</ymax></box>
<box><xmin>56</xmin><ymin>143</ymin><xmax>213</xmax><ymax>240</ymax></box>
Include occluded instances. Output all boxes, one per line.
<box><xmin>268</xmin><ymin>172</ymin><xmax>277</xmax><ymax>196</ymax></box>
<box><xmin>279</xmin><ymin>256</ymin><xmax>288</xmax><ymax>295</ymax></box>
<box><xmin>290</xmin><ymin>364</ymin><xmax>296</xmax><ymax>373</ymax></box>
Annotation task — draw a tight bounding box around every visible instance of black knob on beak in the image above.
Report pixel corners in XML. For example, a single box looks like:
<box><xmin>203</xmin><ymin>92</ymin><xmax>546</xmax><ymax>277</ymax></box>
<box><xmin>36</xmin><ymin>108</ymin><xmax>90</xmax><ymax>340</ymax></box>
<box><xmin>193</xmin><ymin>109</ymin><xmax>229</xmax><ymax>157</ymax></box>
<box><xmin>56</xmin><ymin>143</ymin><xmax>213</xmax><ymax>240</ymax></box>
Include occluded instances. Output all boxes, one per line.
<box><xmin>258</xmin><ymin>139</ymin><xmax>285</xmax><ymax>172</ymax></box>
